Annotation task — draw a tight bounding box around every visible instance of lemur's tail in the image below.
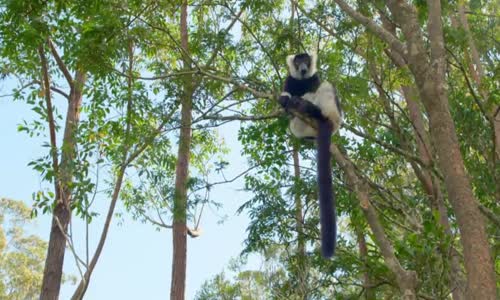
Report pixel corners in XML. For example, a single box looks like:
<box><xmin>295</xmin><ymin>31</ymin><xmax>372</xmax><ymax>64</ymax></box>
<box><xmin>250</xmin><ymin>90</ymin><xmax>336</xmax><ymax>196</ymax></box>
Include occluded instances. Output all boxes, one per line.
<box><xmin>317</xmin><ymin>120</ymin><xmax>336</xmax><ymax>258</ymax></box>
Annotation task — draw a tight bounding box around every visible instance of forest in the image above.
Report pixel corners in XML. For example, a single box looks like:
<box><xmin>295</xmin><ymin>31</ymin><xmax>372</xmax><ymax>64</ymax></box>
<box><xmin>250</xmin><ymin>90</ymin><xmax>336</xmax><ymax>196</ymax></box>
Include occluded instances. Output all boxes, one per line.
<box><xmin>0</xmin><ymin>0</ymin><xmax>498</xmax><ymax>299</ymax></box>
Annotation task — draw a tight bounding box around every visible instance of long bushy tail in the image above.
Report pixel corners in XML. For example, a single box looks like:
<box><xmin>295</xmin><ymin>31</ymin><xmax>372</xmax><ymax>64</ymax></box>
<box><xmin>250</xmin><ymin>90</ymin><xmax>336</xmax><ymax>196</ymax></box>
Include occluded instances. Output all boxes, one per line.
<box><xmin>317</xmin><ymin>120</ymin><xmax>336</xmax><ymax>258</ymax></box>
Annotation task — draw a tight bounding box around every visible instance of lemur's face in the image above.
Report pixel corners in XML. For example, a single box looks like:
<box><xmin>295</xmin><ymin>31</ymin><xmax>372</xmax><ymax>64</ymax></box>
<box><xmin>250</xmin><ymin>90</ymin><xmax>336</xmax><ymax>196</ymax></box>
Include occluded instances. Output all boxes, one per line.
<box><xmin>293</xmin><ymin>54</ymin><xmax>312</xmax><ymax>77</ymax></box>
<box><xmin>287</xmin><ymin>52</ymin><xmax>317</xmax><ymax>79</ymax></box>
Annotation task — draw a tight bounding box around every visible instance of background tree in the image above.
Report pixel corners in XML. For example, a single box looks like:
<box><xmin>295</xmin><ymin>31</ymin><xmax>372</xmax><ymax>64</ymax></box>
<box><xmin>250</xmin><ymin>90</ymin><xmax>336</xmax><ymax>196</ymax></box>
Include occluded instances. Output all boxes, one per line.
<box><xmin>0</xmin><ymin>197</ymin><xmax>75</xmax><ymax>299</ymax></box>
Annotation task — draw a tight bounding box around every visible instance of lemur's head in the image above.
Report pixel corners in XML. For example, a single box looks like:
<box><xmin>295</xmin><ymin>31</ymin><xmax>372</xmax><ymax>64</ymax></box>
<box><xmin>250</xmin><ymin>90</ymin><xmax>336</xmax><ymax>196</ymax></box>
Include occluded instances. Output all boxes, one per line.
<box><xmin>287</xmin><ymin>52</ymin><xmax>317</xmax><ymax>79</ymax></box>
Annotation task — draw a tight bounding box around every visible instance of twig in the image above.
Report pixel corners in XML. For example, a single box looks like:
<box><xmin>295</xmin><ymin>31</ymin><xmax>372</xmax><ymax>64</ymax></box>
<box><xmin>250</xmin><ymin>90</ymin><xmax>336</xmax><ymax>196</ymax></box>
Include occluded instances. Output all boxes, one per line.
<box><xmin>54</xmin><ymin>216</ymin><xmax>87</xmax><ymax>279</ymax></box>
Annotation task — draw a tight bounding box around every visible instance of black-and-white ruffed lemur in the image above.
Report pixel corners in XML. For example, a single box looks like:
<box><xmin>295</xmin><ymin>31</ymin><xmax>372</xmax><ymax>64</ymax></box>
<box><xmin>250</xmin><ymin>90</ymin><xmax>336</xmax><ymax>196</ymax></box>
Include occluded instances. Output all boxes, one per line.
<box><xmin>278</xmin><ymin>52</ymin><xmax>342</xmax><ymax>258</ymax></box>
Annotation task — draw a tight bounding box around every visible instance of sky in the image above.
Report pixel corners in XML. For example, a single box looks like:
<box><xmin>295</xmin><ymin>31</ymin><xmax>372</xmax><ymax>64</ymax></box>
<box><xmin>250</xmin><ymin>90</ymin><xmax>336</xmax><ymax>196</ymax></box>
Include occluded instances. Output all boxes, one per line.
<box><xmin>0</xmin><ymin>78</ymin><xmax>258</xmax><ymax>299</ymax></box>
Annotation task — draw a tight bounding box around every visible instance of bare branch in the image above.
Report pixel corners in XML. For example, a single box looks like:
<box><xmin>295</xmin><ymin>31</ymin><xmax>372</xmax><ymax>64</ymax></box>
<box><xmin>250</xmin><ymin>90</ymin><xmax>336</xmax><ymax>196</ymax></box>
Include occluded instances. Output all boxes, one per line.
<box><xmin>38</xmin><ymin>45</ymin><xmax>61</xmax><ymax>202</ymax></box>
<box><xmin>54</xmin><ymin>216</ymin><xmax>87</xmax><ymax>279</ymax></box>
<box><xmin>143</xmin><ymin>213</ymin><xmax>173</xmax><ymax>229</ymax></box>
<box><xmin>478</xmin><ymin>204</ymin><xmax>500</xmax><ymax>228</ymax></box>
<box><xmin>48</xmin><ymin>38</ymin><xmax>73</xmax><ymax>86</ymax></box>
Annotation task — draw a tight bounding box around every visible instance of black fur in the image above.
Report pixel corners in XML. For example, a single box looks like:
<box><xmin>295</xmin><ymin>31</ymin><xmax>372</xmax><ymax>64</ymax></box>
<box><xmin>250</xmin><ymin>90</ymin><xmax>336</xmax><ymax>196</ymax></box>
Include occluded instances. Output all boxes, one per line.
<box><xmin>279</xmin><ymin>95</ymin><xmax>337</xmax><ymax>258</ymax></box>
<box><xmin>283</xmin><ymin>73</ymin><xmax>321</xmax><ymax>97</ymax></box>
<box><xmin>317</xmin><ymin>119</ymin><xmax>336</xmax><ymax>257</ymax></box>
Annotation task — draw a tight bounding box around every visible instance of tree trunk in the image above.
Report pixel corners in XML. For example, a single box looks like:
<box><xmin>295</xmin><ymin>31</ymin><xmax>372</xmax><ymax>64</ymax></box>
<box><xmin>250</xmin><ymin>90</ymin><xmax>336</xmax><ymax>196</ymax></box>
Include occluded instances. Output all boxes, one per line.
<box><xmin>292</xmin><ymin>146</ymin><xmax>307</xmax><ymax>299</ymax></box>
<box><xmin>385</xmin><ymin>1</ymin><xmax>496</xmax><ymax>298</ymax></box>
<box><xmin>403</xmin><ymin>87</ymin><xmax>466</xmax><ymax>300</ymax></box>
<box><xmin>40</xmin><ymin>71</ymin><xmax>86</xmax><ymax>300</ymax></box>
<box><xmin>376</xmin><ymin>14</ymin><xmax>467</xmax><ymax>297</ymax></box>
<box><xmin>356</xmin><ymin>230</ymin><xmax>375</xmax><ymax>300</ymax></box>
<box><xmin>170</xmin><ymin>1</ymin><xmax>193</xmax><ymax>299</ymax></box>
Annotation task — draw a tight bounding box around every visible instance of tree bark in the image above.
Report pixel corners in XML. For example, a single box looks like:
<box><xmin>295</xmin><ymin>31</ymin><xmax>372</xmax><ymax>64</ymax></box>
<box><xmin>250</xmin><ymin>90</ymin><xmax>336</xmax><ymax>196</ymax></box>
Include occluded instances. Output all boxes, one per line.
<box><xmin>40</xmin><ymin>69</ymin><xmax>86</xmax><ymax>300</ymax></box>
<box><xmin>292</xmin><ymin>146</ymin><xmax>307</xmax><ymax>299</ymax></box>
<box><xmin>170</xmin><ymin>1</ymin><xmax>193</xmax><ymax>299</ymax></box>
<box><xmin>404</xmin><ymin>88</ymin><xmax>466</xmax><ymax>300</ymax></box>
<box><xmin>385</xmin><ymin>1</ymin><xmax>496</xmax><ymax>298</ymax></box>
<box><xmin>334</xmin><ymin>0</ymin><xmax>496</xmax><ymax>297</ymax></box>
<box><xmin>376</xmin><ymin>15</ymin><xmax>467</xmax><ymax>298</ymax></box>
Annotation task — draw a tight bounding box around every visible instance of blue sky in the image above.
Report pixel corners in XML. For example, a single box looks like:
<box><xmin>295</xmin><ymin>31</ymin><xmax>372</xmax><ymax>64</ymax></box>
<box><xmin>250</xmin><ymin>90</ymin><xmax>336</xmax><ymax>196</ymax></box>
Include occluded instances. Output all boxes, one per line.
<box><xmin>1</xmin><ymin>79</ymin><xmax>256</xmax><ymax>299</ymax></box>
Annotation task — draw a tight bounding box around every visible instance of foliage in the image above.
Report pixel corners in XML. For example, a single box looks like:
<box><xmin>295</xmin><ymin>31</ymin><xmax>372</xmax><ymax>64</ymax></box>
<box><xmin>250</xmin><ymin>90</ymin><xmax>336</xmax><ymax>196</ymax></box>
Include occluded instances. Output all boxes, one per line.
<box><xmin>1</xmin><ymin>0</ymin><xmax>498</xmax><ymax>298</ymax></box>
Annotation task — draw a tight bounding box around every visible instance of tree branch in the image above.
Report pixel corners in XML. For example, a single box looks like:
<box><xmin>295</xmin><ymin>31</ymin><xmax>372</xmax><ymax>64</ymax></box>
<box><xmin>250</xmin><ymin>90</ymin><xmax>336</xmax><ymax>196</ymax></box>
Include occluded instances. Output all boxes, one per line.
<box><xmin>333</xmin><ymin>0</ymin><xmax>407</xmax><ymax>57</ymax></box>
<box><xmin>330</xmin><ymin>143</ymin><xmax>418</xmax><ymax>297</ymax></box>
<box><xmin>198</xmin><ymin>70</ymin><xmax>274</xmax><ymax>99</ymax></box>
<box><xmin>38</xmin><ymin>45</ymin><xmax>61</xmax><ymax>202</ymax></box>
<box><xmin>48</xmin><ymin>38</ymin><xmax>73</xmax><ymax>86</ymax></box>
<box><xmin>203</xmin><ymin>111</ymin><xmax>282</xmax><ymax>122</ymax></box>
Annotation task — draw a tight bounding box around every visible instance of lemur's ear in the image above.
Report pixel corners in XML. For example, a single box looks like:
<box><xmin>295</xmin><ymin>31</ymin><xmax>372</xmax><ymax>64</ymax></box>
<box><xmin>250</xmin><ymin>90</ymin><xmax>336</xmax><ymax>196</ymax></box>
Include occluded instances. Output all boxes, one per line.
<box><xmin>286</xmin><ymin>55</ymin><xmax>295</xmax><ymax>70</ymax></box>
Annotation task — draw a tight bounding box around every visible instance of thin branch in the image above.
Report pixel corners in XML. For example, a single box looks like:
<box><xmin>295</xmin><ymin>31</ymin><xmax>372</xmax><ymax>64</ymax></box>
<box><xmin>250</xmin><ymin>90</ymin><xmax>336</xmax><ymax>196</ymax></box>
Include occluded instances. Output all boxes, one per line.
<box><xmin>143</xmin><ymin>213</ymin><xmax>173</xmax><ymax>229</ymax></box>
<box><xmin>478</xmin><ymin>204</ymin><xmax>500</xmax><ymax>228</ymax></box>
<box><xmin>38</xmin><ymin>45</ymin><xmax>61</xmax><ymax>202</ymax></box>
<box><xmin>192</xmin><ymin>164</ymin><xmax>260</xmax><ymax>193</ymax></box>
<box><xmin>112</xmin><ymin>68</ymin><xmax>198</xmax><ymax>81</ymax></box>
<box><xmin>344</xmin><ymin>123</ymin><xmax>427</xmax><ymax>168</ymax></box>
<box><xmin>202</xmin><ymin>6</ymin><xmax>244</xmax><ymax>69</ymax></box>
<box><xmin>49</xmin><ymin>85</ymin><xmax>70</xmax><ymax>99</ymax></box>
<box><xmin>198</xmin><ymin>70</ymin><xmax>274</xmax><ymax>99</ymax></box>
<box><xmin>221</xmin><ymin>3</ymin><xmax>282</xmax><ymax>82</ymax></box>
<box><xmin>54</xmin><ymin>217</ymin><xmax>87</xmax><ymax>278</ymax></box>
<box><xmin>48</xmin><ymin>38</ymin><xmax>73</xmax><ymax>86</ymax></box>
<box><xmin>71</xmin><ymin>105</ymin><xmax>179</xmax><ymax>300</ymax></box>
<box><xmin>446</xmin><ymin>49</ymin><xmax>489</xmax><ymax>121</ymax></box>
<box><xmin>333</xmin><ymin>0</ymin><xmax>407</xmax><ymax>57</ymax></box>
<box><xmin>203</xmin><ymin>111</ymin><xmax>282</xmax><ymax>122</ymax></box>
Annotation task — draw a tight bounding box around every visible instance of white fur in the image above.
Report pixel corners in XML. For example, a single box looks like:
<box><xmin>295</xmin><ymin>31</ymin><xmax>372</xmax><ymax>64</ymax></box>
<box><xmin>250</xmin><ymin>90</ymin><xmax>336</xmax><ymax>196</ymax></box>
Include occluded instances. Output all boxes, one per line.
<box><xmin>289</xmin><ymin>81</ymin><xmax>342</xmax><ymax>138</ymax></box>
<box><xmin>286</xmin><ymin>52</ymin><xmax>317</xmax><ymax>79</ymax></box>
<box><xmin>286</xmin><ymin>55</ymin><xmax>299</xmax><ymax>78</ymax></box>
<box><xmin>309</xmin><ymin>51</ymin><xmax>317</xmax><ymax>76</ymax></box>
<box><xmin>281</xmin><ymin>91</ymin><xmax>291</xmax><ymax>98</ymax></box>
<box><xmin>289</xmin><ymin>117</ymin><xmax>317</xmax><ymax>138</ymax></box>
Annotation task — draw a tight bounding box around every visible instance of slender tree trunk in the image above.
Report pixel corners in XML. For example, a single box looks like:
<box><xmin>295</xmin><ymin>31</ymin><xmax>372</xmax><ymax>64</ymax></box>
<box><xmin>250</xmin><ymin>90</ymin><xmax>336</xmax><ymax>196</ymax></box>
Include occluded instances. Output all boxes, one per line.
<box><xmin>292</xmin><ymin>146</ymin><xmax>307</xmax><ymax>299</ymax></box>
<box><xmin>356</xmin><ymin>230</ymin><xmax>375</xmax><ymax>300</ymax></box>
<box><xmin>40</xmin><ymin>70</ymin><xmax>86</xmax><ymax>300</ymax></box>
<box><xmin>40</xmin><ymin>203</ymin><xmax>71</xmax><ymax>300</ymax></box>
<box><xmin>170</xmin><ymin>2</ymin><xmax>193</xmax><ymax>299</ymax></box>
